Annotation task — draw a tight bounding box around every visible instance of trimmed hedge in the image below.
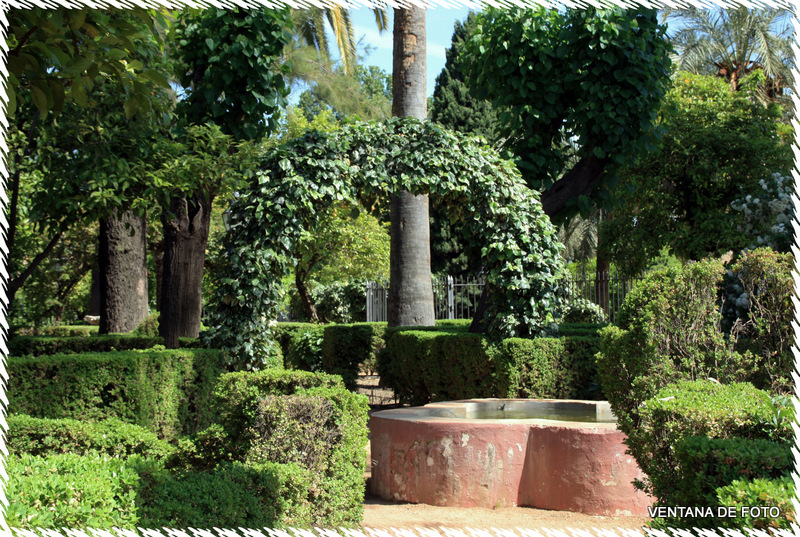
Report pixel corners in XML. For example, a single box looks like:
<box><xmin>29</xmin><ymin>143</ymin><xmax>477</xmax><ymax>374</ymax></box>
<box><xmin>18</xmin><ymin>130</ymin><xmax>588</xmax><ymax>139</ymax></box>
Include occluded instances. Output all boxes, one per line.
<box><xmin>672</xmin><ymin>436</ymin><xmax>793</xmax><ymax>510</ymax></box>
<box><xmin>632</xmin><ymin>380</ymin><xmax>790</xmax><ymax>523</ymax></box>
<box><xmin>377</xmin><ymin>329</ymin><xmax>603</xmax><ymax>405</ymax></box>
<box><xmin>717</xmin><ymin>477</ymin><xmax>796</xmax><ymax>529</ymax></box>
<box><xmin>8</xmin><ymin>348</ymin><xmax>223</xmax><ymax>440</ymax></box>
<box><xmin>8</xmin><ymin>334</ymin><xmax>202</xmax><ymax>358</ymax></box>
<box><xmin>7</xmin><ymin>414</ymin><xmax>174</xmax><ymax>460</ymax></box>
<box><xmin>6</xmin><ymin>454</ymin><xmax>316</xmax><ymax>529</ymax></box>
<box><xmin>39</xmin><ymin>325</ymin><xmax>99</xmax><ymax>337</ymax></box>
<box><xmin>136</xmin><ymin>459</ymin><xmax>315</xmax><ymax>528</ymax></box>
<box><xmin>6</xmin><ymin>453</ymin><xmax>144</xmax><ymax>529</ymax></box>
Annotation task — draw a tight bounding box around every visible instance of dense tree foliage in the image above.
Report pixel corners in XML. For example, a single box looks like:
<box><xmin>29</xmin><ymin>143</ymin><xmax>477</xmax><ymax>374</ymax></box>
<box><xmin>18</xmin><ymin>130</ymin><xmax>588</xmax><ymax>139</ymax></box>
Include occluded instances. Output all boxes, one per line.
<box><xmin>430</xmin><ymin>12</ymin><xmax>502</xmax><ymax>144</ymax></box>
<box><xmin>461</xmin><ymin>6</ymin><xmax>672</xmax><ymax>220</ymax></box>
<box><xmin>600</xmin><ymin>73</ymin><xmax>793</xmax><ymax>276</ymax></box>
<box><xmin>297</xmin><ymin>64</ymin><xmax>392</xmax><ymax>121</ymax></box>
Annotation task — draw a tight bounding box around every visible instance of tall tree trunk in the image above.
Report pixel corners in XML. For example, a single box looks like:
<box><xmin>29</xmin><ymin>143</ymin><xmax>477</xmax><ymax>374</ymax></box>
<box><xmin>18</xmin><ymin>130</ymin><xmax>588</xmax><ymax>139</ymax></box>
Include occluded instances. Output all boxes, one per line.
<box><xmin>99</xmin><ymin>210</ymin><xmax>149</xmax><ymax>333</ymax></box>
<box><xmin>388</xmin><ymin>5</ymin><xmax>435</xmax><ymax>327</ymax></box>
<box><xmin>160</xmin><ymin>194</ymin><xmax>212</xmax><ymax>348</ymax></box>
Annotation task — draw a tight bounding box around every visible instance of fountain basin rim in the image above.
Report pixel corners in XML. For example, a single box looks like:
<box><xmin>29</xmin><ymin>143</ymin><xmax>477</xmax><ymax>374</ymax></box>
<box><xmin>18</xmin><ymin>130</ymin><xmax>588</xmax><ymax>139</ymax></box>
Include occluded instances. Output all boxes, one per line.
<box><xmin>371</xmin><ymin>398</ymin><xmax>618</xmax><ymax>426</ymax></box>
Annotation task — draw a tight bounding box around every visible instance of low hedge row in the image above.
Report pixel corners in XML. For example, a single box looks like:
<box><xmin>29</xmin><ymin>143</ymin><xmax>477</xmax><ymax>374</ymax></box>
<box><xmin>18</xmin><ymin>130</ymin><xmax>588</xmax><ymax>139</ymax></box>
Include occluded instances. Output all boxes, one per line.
<box><xmin>377</xmin><ymin>329</ymin><xmax>603</xmax><ymax>405</ymax></box>
<box><xmin>8</xmin><ymin>335</ymin><xmax>201</xmax><ymax>358</ymax></box>
<box><xmin>6</xmin><ymin>454</ymin><xmax>314</xmax><ymax>529</ymax></box>
<box><xmin>7</xmin><ymin>414</ymin><xmax>175</xmax><ymax>460</ymax></box>
<box><xmin>8</xmin><ymin>348</ymin><xmax>223</xmax><ymax>440</ymax></box>
<box><xmin>9</xmin><ymin>366</ymin><xmax>370</xmax><ymax>529</ymax></box>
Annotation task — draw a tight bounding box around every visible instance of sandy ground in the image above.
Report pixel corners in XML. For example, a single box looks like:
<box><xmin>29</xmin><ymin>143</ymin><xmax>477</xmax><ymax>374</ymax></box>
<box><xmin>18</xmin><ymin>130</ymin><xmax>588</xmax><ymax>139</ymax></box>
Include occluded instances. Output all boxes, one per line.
<box><xmin>356</xmin><ymin>376</ymin><xmax>652</xmax><ymax>533</ymax></box>
<box><xmin>360</xmin><ymin>497</ymin><xmax>651</xmax><ymax>532</ymax></box>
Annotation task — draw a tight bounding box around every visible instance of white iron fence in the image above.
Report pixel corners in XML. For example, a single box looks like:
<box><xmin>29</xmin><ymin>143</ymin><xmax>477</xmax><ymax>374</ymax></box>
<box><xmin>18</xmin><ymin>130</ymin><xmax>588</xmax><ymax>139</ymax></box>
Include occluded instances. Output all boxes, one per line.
<box><xmin>365</xmin><ymin>272</ymin><xmax>643</xmax><ymax>324</ymax></box>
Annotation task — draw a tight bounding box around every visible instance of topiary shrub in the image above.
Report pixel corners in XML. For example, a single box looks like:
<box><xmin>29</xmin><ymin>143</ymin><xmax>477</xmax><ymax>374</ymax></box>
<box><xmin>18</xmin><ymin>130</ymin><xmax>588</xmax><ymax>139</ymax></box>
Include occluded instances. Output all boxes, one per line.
<box><xmin>132</xmin><ymin>311</ymin><xmax>160</xmax><ymax>337</ymax></box>
<box><xmin>285</xmin><ymin>325</ymin><xmax>326</xmax><ymax>372</ymax></box>
<box><xmin>322</xmin><ymin>323</ymin><xmax>386</xmax><ymax>389</ymax></box>
<box><xmin>6</xmin><ymin>453</ymin><xmax>145</xmax><ymax>529</ymax></box>
<box><xmin>136</xmin><ymin>459</ymin><xmax>314</xmax><ymax>529</ymax></box>
<box><xmin>630</xmin><ymin>380</ymin><xmax>788</xmax><ymax>516</ymax></box>
<box><xmin>8</xmin><ymin>348</ymin><xmax>223</xmax><ymax>440</ymax></box>
<box><xmin>8</xmin><ymin>335</ymin><xmax>165</xmax><ymax>358</ymax></box>
<box><xmin>596</xmin><ymin>258</ymin><xmax>757</xmax><ymax>436</ymax></box>
<box><xmin>39</xmin><ymin>325</ymin><xmax>98</xmax><ymax>337</ymax></box>
<box><xmin>716</xmin><ymin>477</ymin><xmax>796</xmax><ymax>529</ymax></box>
<box><xmin>561</xmin><ymin>298</ymin><xmax>607</xmax><ymax>323</ymax></box>
<box><xmin>7</xmin><ymin>414</ymin><xmax>174</xmax><ymax>460</ymax></box>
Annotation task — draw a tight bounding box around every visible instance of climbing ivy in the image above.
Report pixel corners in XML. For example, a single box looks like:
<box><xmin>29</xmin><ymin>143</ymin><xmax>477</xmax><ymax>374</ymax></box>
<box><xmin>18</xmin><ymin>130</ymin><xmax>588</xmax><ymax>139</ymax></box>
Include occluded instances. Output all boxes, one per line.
<box><xmin>204</xmin><ymin>117</ymin><xmax>567</xmax><ymax>369</ymax></box>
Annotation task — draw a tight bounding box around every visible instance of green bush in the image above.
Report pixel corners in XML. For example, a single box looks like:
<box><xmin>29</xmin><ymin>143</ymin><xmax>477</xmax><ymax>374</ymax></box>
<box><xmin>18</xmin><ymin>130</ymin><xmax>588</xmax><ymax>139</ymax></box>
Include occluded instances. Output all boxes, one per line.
<box><xmin>211</xmin><ymin>368</ymin><xmax>343</xmax><ymax>450</ymax></box>
<box><xmin>717</xmin><ymin>477</ymin><xmax>796</xmax><ymax>529</ymax></box>
<box><xmin>8</xmin><ymin>335</ymin><xmax>164</xmax><ymax>357</ymax></box>
<box><xmin>722</xmin><ymin>248</ymin><xmax>795</xmax><ymax>393</ymax></box>
<box><xmin>8</xmin><ymin>348</ymin><xmax>223</xmax><ymax>440</ymax></box>
<box><xmin>557</xmin><ymin>322</ymin><xmax>608</xmax><ymax>336</ymax></box>
<box><xmin>6</xmin><ymin>453</ymin><xmax>143</xmax><ymax>529</ymax></box>
<box><xmin>322</xmin><ymin>323</ymin><xmax>387</xmax><ymax>389</ymax></box>
<box><xmin>285</xmin><ymin>325</ymin><xmax>326</xmax><ymax>372</ymax></box>
<box><xmin>632</xmin><ymin>380</ymin><xmax>784</xmax><ymax>506</ymax></box>
<box><xmin>39</xmin><ymin>325</ymin><xmax>98</xmax><ymax>337</ymax></box>
<box><xmin>596</xmin><ymin>259</ymin><xmax>759</xmax><ymax>436</ymax></box>
<box><xmin>133</xmin><ymin>311</ymin><xmax>160</xmax><ymax>337</ymax></box>
<box><xmin>7</xmin><ymin>454</ymin><xmax>317</xmax><ymax>530</ymax></box>
<box><xmin>244</xmin><ymin>388</ymin><xmax>370</xmax><ymax>526</ymax></box>
<box><xmin>378</xmin><ymin>329</ymin><xmax>603</xmax><ymax>405</ymax></box>
<box><xmin>561</xmin><ymin>298</ymin><xmax>607</xmax><ymax>323</ymax></box>
<box><xmin>312</xmin><ymin>279</ymin><xmax>368</xmax><ymax>323</ymax></box>
<box><xmin>670</xmin><ymin>436</ymin><xmax>794</xmax><ymax>518</ymax></box>
<box><xmin>7</xmin><ymin>414</ymin><xmax>174</xmax><ymax>460</ymax></box>
<box><xmin>137</xmin><ymin>459</ymin><xmax>315</xmax><ymax>528</ymax></box>
<box><xmin>497</xmin><ymin>336</ymin><xmax>603</xmax><ymax>400</ymax></box>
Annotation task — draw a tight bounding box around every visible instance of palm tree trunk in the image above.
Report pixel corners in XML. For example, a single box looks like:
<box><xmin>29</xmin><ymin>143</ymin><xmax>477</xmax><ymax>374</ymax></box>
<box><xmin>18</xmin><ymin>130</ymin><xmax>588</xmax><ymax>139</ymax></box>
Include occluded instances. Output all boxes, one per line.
<box><xmin>387</xmin><ymin>6</ymin><xmax>435</xmax><ymax>327</ymax></box>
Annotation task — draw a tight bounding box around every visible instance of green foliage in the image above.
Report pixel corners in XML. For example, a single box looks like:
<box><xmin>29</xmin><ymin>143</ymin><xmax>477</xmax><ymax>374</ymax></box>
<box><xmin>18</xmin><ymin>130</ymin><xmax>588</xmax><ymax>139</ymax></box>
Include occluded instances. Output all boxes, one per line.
<box><xmin>6</xmin><ymin>453</ymin><xmax>144</xmax><ymax>529</ymax></box>
<box><xmin>211</xmin><ymin>368</ymin><xmax>343</xmax><ymax>449</ymax></box>
<box><xmin>286</xmin><ymin>325</ymin><xmax>326</xmax><ymax>372</ymax></box>
<box><xmin>37</xmin><ymin>325</ymin><xmax>98</xmax><ymax>337</ymax></box>
<box><xmin>378</xmin><ymin>329</ymin><xmax>602</xmax><ymax>406</ymax></box>
<box><xmin>313</xmin><ymin>279</ymin><xmax>371</xmax><ymax>323</ymax></box>
<box><xmin>133</xmin><ymin>311</ymin><xmax>160</xmax><ymax>337</ymax></box>
<box><xmin>462</xmin><ymin>7</ymin><xmax>672</xmax><ymax>215</ymax></box>
<box><xmin>716</xmin><ymin>477</ymin><xmax>796</xmax><ymax>529</ymax></box>
<box><xmin>561</xmin><ymin>298</ymin><xmax>607</xmax><ymax>324</ymax></box>
<box><xmin>173</xmin><ymin>8</ymin><xmax>293</xmax><ymax>141</ymax></box>
<box><xmin>602</xmin><ymin>73</ymin><xmax>793</xmax><ymax>275</ymax></box>
<box><xmin>630</xmin><ymin>380</ymin><xmax>784</xmax><ymax>504</ymax></box>
<box><xmin>321</xmin><ymin>323</ymin><xmax>385</xmax><ymax>388</ymax></box>
<box><xmin>8</xmin><ymin>349</ymin><xmax>223</xmax><ymax>440</ymax></box>
<box><xmin>671</xmin><ymin>436</ymin><xmax>794</xmax><ymax>517</ymax></box>
<box><xmin>6</xmin><ymin>8</ymin><xmax>172</xmax><ymax>118</ymax></box>
<box><xmin>596</xmin><ymin>258</ymin><xmax>761</xmax><ymax>437</ymax></box>
<box><xmin>137</xmin><ymin>459</ymin><xmax>314</xmax><ymax>528</ymax></box>
<box><xmin>7</xmin><ymin>414</ymin><xmax>174</xmax><ymax>460</ymax></box>
<box><xmin>431</xmin><ymin>12</ymin><xmax>502</xmax><ymax>143</ymax></box>
<box><xmin>722</xmin><ymin>248</ymin><xmax>794</xmax><ymax>393</ymax></box>
<box><xmin>8</xmin><ymin>334</ymin><xmax>166</xmax><ymax>357</ymax></box>
<box><xmin>205</xmin><ymin>117</ymin><xmax>567</xmax><ymax>369</ymax></box>
<box><xmin>298</xmin><ymin>64</ymin><xmax>393</xmax><ymax>121</ymax></box>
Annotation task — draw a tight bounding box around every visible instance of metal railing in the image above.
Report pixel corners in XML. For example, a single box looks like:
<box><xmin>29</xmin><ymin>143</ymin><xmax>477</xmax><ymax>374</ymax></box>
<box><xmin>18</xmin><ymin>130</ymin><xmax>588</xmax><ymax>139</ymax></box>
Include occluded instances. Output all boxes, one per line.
<box><xmin>365</xmin><ymin>271</ymin><xmax>643</xmax><ymax>324</ymax></box>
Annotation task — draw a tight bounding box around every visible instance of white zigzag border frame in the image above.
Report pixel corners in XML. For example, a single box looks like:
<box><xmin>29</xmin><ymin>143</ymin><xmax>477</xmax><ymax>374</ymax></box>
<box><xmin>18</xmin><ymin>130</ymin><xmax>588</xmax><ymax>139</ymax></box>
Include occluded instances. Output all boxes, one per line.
<box><xmin>0</xmin><ymin>0</ymin><xmax>798</xmax><ymax>536</ymax></box>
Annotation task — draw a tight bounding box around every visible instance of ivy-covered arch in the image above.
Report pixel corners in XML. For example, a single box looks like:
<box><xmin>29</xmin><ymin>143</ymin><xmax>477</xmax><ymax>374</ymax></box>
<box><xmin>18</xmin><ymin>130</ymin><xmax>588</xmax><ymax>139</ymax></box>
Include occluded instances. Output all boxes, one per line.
<box><xmin>204</xmin><ymin>117</ymin><xmax>567</xmax><ymax>369</ymax></box>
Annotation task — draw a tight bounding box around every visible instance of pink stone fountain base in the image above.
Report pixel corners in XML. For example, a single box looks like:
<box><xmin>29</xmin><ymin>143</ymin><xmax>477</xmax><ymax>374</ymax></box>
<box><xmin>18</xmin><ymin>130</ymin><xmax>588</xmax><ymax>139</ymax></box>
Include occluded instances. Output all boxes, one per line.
<box><xmin>369</xmin><ymin>399</ymin><xmax>653</xmax><ymax>516</ymax></box>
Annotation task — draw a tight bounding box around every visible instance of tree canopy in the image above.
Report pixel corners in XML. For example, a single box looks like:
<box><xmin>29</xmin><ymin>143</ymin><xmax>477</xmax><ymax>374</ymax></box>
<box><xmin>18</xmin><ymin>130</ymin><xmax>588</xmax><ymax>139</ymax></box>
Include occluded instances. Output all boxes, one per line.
<box><xmin>461</xmin><ymin>6</ymin><xmax>672</xmax><ymax>220</ymax></box>
<box><xmin>600</xmin><ymin>73</ymin><xmax>794</xmax><ymax>276</ymax></box>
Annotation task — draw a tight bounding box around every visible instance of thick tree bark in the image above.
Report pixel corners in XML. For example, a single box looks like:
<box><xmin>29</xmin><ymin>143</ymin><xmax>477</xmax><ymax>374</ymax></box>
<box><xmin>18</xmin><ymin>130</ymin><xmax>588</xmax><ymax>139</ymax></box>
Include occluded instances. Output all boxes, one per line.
<box><xmin>160</xmin><ymin>194</ymin><xmax>211</xmax><ymax>348</ymax></box>
<box><xmin>388</xmin><ymin>6</ymin><xmax>435</xmax><ymax>328</ymax></box>
<box><xmin>99</xmin><ymin>210</ymin><xmax>149</xmax><ymax>333</ymax></box>
<box><xmin>89</xmin><ymin>267</ymin><xmax>101</xmax><ymax>316</ymax></box>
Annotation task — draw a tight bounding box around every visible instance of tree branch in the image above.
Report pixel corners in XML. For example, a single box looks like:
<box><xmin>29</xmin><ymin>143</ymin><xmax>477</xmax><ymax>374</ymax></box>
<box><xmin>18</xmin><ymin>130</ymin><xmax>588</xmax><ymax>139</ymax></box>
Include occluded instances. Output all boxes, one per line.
<box><xmin>8</xmin><ymin>228</ymin><xmax>65</xmax><ymax>300</ymax></box>
<box><xmin>540</xmin><ymin>154</ymin><xmax>607</xmax><ymax>218</ymax></box>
